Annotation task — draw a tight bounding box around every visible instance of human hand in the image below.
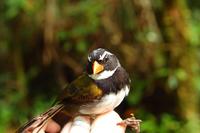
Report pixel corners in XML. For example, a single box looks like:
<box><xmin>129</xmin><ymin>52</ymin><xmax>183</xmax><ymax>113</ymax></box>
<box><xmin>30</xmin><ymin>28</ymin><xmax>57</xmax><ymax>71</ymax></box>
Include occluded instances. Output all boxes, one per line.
<box><xmin>34</xmin><ymin>111</ymin><xmax>126</xmax><ymax>133</ymax></box>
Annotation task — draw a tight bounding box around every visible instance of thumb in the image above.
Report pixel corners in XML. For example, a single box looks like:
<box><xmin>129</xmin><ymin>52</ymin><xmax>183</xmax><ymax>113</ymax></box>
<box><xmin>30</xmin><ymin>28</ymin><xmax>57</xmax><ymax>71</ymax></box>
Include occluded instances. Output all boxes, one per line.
<box><xmin>91</xmin><ymin>111</ymin><xmax>125</xmax><ymax>133</ymax></box>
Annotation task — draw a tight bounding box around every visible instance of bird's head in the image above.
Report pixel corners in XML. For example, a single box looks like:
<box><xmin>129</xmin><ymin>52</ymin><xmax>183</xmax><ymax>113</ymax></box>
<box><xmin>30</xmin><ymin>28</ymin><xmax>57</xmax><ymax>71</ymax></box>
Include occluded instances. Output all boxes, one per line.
<box><xmin>86</xmin><ymin>48</ymin><xmax>121</xmax><ymax>80</ymax></box>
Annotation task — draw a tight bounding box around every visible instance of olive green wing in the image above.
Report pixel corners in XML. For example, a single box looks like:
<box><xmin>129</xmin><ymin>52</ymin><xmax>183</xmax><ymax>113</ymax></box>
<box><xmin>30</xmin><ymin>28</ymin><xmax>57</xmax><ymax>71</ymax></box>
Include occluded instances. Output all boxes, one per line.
<box><xmin>56</xmin><ymin>74</ymin><xmax>103</xmax><ymax>104</ymax></box>
<box><xmin>16</xmin><ymin>75</ymin><xmax>102</xmax><ymax>133</ymax></box>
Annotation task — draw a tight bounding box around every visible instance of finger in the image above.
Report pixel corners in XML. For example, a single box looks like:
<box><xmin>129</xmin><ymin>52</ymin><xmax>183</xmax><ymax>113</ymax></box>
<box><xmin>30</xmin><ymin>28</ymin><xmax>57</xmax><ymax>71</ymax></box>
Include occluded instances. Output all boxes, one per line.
<box><xmin>69</xmin><ymin>116</ymin><xmax>91</xmax><ymax>133</ymax></box>
<box><xmin>61</xmin><ymin>121</ymin><xmax>72</xmax><ymax>133</ymax></box>
<box><xmin>45</xmin><ymin>119</ymin><xmax>61</xmax><ymax>133</ymax></box>
<box><xmin>91</xmin><ymin>111</ymin><xmax>126</xmax><ymax>133</ymax></box>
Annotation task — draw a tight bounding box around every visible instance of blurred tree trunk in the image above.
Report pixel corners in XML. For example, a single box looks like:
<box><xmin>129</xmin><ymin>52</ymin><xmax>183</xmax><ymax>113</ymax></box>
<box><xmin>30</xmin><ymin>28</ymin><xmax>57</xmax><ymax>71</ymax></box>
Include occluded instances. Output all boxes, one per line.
<box><xmin>10</xmin><ymin>16</ymin><xmax>28</xmax><ymax>99</ymax></box>
<box><xmin>13</xmin><ymin>45</ymin><xmax>27</xmax><ymax>97</ymax></box>
<box><xmin>43</xmin><ymin>0</ymin><xmax>58</xmax><ymax>65</ymax></box>
<box><xmin>162</xmin><ymin>0</ymin><xmax>200</xmax><ymax>132</ymax></box>
<box><xmin>132</xmin><ymin>0</ymin><xmax>163</xmax><ymax>43</ymax></box>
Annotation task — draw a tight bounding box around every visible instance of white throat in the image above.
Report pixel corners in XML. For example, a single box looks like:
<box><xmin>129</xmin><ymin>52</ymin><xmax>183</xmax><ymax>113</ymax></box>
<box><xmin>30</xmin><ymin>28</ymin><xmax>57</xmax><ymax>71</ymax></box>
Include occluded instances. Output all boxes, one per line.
<box><xmin>89</xmin><ymin>66</ymin><xmax>119</xmax><ymax>80</ymax></box>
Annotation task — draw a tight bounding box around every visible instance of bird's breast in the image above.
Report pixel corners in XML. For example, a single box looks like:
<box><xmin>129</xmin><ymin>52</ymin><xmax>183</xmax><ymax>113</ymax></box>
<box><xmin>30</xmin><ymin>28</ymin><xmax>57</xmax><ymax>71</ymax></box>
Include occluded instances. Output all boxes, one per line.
<box><xmin>79</xmin><ymin>85</ymin><xmax>129</xmax><ymax>115</ymax></box>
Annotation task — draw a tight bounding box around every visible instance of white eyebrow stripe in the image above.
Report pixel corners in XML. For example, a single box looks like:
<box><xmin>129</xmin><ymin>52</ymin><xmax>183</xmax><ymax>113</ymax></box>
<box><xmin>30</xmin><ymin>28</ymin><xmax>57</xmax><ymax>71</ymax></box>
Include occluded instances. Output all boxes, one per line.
<box><xmin>99</xmin><ymin>51</ymin><xmax>113</xmax><ymax>60</ymax></box>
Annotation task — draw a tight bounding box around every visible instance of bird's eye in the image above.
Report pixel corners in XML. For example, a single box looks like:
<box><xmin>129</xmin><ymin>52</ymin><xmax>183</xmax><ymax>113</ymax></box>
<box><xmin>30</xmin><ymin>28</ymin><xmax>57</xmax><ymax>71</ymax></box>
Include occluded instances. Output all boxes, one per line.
<box><xmin>98</xmin><ymin>60</ymin><xmax>103</xmax><ymax>64</ymax></box>
<box><xmin>97</xmin><ymin>57</ymin><xmax>108</xmax><ymax>64</ymax></box>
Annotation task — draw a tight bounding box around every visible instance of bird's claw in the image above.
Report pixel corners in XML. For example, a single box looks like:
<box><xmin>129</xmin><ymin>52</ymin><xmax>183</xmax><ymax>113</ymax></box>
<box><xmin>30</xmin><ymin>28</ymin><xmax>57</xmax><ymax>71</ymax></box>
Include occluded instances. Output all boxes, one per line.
<box><xmin>117</xmin><ymin>114</ymin><xmax>142</xmax><ymax>133</ymax></box>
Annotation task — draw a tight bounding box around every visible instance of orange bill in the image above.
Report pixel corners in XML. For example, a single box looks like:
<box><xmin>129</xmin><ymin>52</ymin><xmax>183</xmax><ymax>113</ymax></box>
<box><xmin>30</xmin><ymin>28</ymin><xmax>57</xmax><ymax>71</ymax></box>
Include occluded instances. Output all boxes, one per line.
<box><xmin>93</xmin><ymin>61</ymin><xmax>104</xmax><ymax>74</ymax></box>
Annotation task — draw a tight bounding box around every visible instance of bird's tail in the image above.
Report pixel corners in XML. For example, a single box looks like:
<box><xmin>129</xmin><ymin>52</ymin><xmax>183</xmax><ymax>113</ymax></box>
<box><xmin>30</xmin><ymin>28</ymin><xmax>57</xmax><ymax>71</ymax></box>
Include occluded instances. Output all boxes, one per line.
<box><xmin>16</xmin><ymin>104</ymin><xmax>65</xmax><ymax>133</ymax></box>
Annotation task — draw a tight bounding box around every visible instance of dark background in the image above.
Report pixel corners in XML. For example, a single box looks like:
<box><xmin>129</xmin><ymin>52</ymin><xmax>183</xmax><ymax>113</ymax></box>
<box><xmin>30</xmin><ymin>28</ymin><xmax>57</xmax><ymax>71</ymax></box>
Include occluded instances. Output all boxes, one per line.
<box><xmin>0</xmin><ymin>0</ymin><xmax>200</xmax><ymax>132</ymax></box>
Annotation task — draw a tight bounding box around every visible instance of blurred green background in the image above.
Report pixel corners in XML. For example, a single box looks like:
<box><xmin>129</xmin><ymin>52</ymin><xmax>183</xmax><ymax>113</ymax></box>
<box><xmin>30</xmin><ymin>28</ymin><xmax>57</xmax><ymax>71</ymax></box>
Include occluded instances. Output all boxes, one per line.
<box><xmin>0</xmin><ymin>0</ymin><xmax>200</xmax><ymax>132</ymax></box>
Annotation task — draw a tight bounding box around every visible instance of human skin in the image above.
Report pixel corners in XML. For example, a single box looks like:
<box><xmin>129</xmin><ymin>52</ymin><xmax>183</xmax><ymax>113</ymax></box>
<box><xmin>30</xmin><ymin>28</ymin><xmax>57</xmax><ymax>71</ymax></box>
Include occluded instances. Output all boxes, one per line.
<box><xmin>35</xmin><ymin>111</ymin><xmax>126</xmax><ymax>133</ymax></box>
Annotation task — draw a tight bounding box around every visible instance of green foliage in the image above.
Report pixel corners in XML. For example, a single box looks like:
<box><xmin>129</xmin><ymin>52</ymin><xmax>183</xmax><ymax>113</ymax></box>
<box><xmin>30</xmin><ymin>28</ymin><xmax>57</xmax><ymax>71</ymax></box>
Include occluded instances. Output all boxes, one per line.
<box><xmin>140</xmin><ymin>113</ymin><xmax>181</xmax><ymax>133</ymax></box>
<box><xmin>128</xmin><ymin>78</ymin><xmax>147</xmax><ymax>105</ymax></box>
<box><xmin>4</xmin><ymin>0</ymin><xmax>25</xmax><ymax>19</ymax></box>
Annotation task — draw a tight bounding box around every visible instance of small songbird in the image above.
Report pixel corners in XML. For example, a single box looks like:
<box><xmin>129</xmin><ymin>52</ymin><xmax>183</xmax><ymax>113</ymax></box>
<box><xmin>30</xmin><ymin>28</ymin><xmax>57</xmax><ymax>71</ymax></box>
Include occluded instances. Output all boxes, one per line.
<box><xmin>17</xmin><ymin>48</ymin><xmax>131</xmax><ymax>133</ymax></box>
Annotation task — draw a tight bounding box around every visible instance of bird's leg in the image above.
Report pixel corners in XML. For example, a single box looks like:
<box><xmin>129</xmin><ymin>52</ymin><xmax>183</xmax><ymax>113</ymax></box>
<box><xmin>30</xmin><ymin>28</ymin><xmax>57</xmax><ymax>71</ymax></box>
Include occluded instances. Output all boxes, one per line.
<box><xmin>117</xmin><ymin>114</ymin><xmax>142</xmax><ymax>133</ymax></box>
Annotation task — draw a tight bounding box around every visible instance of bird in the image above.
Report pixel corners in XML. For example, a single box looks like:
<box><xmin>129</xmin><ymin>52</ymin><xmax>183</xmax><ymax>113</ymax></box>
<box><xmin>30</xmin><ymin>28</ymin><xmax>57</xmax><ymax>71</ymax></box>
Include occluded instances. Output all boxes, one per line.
<box><xmin>16</xmin><ymin>48</ymin><xmax>131</xmax><ymax>133</ymax></box>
